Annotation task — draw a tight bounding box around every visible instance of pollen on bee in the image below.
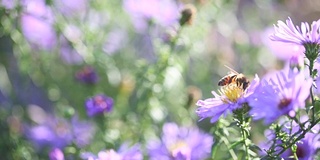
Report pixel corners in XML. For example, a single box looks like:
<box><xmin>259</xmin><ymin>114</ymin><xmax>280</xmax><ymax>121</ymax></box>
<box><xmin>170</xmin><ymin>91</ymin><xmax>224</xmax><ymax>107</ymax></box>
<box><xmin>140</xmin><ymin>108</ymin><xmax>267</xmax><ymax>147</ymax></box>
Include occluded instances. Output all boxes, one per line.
<box><xmin>219</xmin><ymin>83</ymin><xmax>244</xmax><ymax>103</ymax></box>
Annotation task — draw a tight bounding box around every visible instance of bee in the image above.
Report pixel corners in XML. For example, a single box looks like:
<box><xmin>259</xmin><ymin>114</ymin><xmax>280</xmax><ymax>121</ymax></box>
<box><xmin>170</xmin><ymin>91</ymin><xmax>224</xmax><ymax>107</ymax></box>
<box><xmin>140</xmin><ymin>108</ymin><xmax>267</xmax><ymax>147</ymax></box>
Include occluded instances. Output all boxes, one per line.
<box><xmin>218</xmin><ymin>65</ymin><xmax>250</xmax><ymax>90</ymax></box>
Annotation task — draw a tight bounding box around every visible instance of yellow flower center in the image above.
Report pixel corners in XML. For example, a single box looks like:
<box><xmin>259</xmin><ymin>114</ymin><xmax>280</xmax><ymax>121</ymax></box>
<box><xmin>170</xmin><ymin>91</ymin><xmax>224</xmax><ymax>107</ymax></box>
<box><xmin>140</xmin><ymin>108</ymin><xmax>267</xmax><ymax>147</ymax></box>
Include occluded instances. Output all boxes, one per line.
<box><xmin>169</xmin><ymin>140</ymin><xmax>190</xmax><ymax>157</ymax></box>
<box><xmin>169</xmin><ymin>140</ymin><xmax>187</xmax><ymax>151</ymax></box>
<box><xmin>219</xmin><ymin>84</ymin><xmax>244</xmax><ymax>103</ymax></box>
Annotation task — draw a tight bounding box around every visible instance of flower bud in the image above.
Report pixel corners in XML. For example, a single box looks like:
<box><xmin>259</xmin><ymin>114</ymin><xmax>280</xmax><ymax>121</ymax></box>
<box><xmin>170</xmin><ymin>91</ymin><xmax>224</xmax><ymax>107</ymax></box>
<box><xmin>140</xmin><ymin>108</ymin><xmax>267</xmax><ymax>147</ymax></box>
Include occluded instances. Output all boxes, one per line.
<box><xmin>185</xmin><ymin>86</ymin><xmax>202</xmax><ymax>108</ymax></box>
<box><xmin>289</xmin><ymin>55</ymin><xmax>304</xmax><ymax>71</ymax></box>
<box><xmin>179</xmin><ymin>4</ymin><xmax>197</xmax><ymax>26</ymax></box>
<box><xmin>75</xmin><ymin>66</ymin><xmax>99</xmax><ymax>84</ymax></box>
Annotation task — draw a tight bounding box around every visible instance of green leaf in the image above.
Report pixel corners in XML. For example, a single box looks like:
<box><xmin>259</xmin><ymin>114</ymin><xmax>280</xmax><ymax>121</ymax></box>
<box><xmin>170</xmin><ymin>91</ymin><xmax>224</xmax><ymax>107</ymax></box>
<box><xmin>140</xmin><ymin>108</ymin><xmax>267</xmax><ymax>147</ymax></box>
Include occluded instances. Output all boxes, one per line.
<box><xmin>211</xmin><ymin>141</ymin><xmax>222</xmax><ymax>158</ymax></box>
<box><xmin>250</xmin><ymin>144</ymin><xmax>263</xmax><ymax>152</ymax></box>
<box><xmin>306</xmin><ymin>105</ymin><xmax>313</xmax><ymax>114</ymax></box>
<box><xmin>228</xmin><ymin>140</ymin><xmax>243</xmax><ymax>150</ymax></box>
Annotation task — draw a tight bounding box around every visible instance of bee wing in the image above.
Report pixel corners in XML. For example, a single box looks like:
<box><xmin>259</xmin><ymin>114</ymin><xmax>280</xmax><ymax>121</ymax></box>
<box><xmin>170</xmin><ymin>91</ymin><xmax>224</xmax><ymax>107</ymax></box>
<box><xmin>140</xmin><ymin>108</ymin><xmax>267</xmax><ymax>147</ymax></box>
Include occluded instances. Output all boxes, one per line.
<box><xmin>224</xmin><ymin>65</ymin><xmax>239</xmax><ymax>74</ymax></box>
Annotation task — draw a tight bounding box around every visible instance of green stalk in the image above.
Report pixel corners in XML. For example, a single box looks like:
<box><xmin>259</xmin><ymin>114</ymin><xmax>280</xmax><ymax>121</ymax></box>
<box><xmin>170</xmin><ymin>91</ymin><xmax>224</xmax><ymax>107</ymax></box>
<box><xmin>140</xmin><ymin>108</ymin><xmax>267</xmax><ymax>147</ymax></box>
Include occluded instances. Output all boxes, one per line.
<box><xmin>239</xmin><ymin>116</ymin><xmax>250</xmax><ymax>160</ymax></box>
<box><xmin>308</xmin><ymin>58</ymin><xmax>316</xmax><ymax>123</ymax></box>
<box><xmin>212</xmin><ymin>126</ymin><xmax>238</xmax><ymax>160</ymax></box>
<box><xmin>221</xmin><ymin>136</ymin><xmax>238</xmax><ymax>160</ymax></box>
<box><xmin>291</xmin><ymin>145</ymin><xmax>299</xmax><ymax>160</ymax></box>
<box><xmin>233</xmin><ymin>107</ymin><xmax>251</xmax><ymax>160</ymax></box>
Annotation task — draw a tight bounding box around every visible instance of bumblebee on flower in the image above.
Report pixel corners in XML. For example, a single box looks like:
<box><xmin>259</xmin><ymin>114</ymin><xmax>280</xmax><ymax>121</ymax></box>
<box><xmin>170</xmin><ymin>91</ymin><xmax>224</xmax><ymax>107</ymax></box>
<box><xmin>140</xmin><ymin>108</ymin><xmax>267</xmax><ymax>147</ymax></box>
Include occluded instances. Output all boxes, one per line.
<box><xmin>196</xmin><ymin>69</ymin><xmax>259</xmax><ymax>123</ymax></box>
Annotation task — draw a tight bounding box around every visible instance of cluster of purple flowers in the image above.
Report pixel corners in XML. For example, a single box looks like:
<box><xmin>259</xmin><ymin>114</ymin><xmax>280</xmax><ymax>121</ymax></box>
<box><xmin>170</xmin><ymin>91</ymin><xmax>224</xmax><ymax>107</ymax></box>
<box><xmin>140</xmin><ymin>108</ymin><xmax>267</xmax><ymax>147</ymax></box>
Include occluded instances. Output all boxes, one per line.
<box><xmin>5</xmin><ymin>0</ymin><xmax>86</xmax><ymax>64</ymax></box>
<box><xmin>81</xmin><ymin>144</ymin><xmax>143</xmax><ymax>160</ymax></box>
<box><xmin>26</xmin><ymin>116</ymin><xmax>95</xmax><ymax>149</ymax></box>
<box><xmin>5</xmin><ymin>0</ymin><xmax>320</xmax><ymax>157</ymax></box>
<box><xmin>196</xmin><ymin>17</ymin><xmax>320</xmax><ymax>158</ymax></box>
<box><xmin>79</xmin><ymin>122</ymin><xmax>213</xmax><ymax>160</ymax></box>
<box><xmin>196</xmin><ymin>17</ymin><xmax>320</xmax><ymax>124</ymax></box>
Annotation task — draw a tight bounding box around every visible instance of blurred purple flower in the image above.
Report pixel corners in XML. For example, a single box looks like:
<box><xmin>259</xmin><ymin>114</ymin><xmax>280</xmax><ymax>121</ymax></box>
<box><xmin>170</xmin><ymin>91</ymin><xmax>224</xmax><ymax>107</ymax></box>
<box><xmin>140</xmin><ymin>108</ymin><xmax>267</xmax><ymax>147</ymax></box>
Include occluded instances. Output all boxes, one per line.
<box><xmin>26</xmin><ymin>116</ymin><xmax>95</xmax><ymax>149</ymax></box>
<box><xmin>85</xmin><ymin>94</ymin><xmax>114</xmax><ymax>117</ymax></box>
<box><xmin>147</xmin><ymin>123</ymin><xmax>213</xmax><ymax>160</ymax></box>
<box><xmin>75</xmin><ymin>66</ymin><xmax>99</xmax><ymax>84</ymax></box>
<box><xmin>123</xmin><ymin>0</ymin><xmax>180</xmax><ymax>31</ymax></box>
<box><xmin>20</xmin><ymin>14</ymin><xmax>56</xmax><ymax>50</ymax></box>
<box><xmin>196</xmin><ymin>75</ymin><xmax>259</xmax><ymax>123</ymax></box>
<box><xmin>81</xmin><ymin>143</ymin><xmax>143</xmax><ymax>160</ymax></box>
<box><xmin>59</xmin><ymin>36</ymin><xmax>84</xmax><ymax>64</ymax></box>
<box><xmin>26</xmin><ymin>117</ymin><xmax>73</xmax><ymax>149</ymax></box>
<box><xmin>54</xmin><ymin>0</ymin><xmax>87</xmax><ymax>17</ymax></box>
<box><xmin>103</xmin><ymin>29</ymin><xmax>128</xmax><ymax>55</ymax></box>
<box><xmin>49</xmin><ymin>148</ymin><xmax>64</xmax><ymax>160</ymax></box>
<box><xmin>1</xmin><ymin>0</ymin><xmax>16</xmax><ymax>9</ymax></box>
<box><xmin>262</xmin><ymin>27</ymin><xmax>305</xmax><ymax>60</ymax></box>
<box><xmin>270</xmin><ymin>17</ymin><xmax>320</xmax><ymax>45</ymax></box>
<box><xmin>20</xmin><ymin>0</ymin><xmax>57</xmax><ymax>50</ymax></box>
<box><xmin>71</xmin><ymin>116</ymin><xmax>96</xmax><ymax>148</ymax></box>
<box><xmin>248</xmin><ymin>69</ymin><xmax>312</xmax><ymax>124</ymax></box>
<box><xmin>22</xmin><ymin>0</ymin><xmax>54</xmax><ymax>20</ymax></box>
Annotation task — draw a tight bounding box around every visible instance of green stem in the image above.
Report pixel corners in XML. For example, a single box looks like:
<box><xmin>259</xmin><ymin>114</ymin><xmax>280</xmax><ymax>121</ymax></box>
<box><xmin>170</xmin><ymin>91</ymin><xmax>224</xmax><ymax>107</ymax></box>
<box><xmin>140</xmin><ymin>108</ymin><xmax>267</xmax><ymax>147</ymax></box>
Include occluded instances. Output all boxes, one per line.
<box><xmin>290</xmin><ymin>116</ymin><xmax>305</xmax><ymax>132</ymax></box>
<box><xmin>214</xmin><ymin>127</ymin><xmax>238</xmax><ymax>160</ymax></box>
<box><xmin>292</xmin><ymin>146</ymin><xmax>298</xmax><ymax>160</ymax></box>
<box><xmin>234</xmin><ymin>107</ymin><xmax>251</xmax><ymax>160</ymax></box>
<box><xmin>240</xmin><ymin>121</ymin><xmax>250</xmax><ymax>160</ymax></box>
<box><xmin>221</xmin><ymin>137</ymin><xmax>238</xmax><ymax>160</ymax></box>
<box><xmin>308</xmin><ymin>59</ymin><xmax>316</xmax><ymax>123</ymax></box>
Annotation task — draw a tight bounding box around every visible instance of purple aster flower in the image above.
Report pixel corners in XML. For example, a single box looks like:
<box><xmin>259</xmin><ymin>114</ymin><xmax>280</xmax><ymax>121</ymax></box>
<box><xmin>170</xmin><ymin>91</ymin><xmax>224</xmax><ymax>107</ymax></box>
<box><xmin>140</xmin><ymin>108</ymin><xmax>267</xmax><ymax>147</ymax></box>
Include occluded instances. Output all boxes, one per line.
<box><xmin>270</xmin><ymin>17</ymin><xmax>320</xmax><ymax>45</ymax></box>
<box><xmin>123</xmin><ymin>0</ymin><xmax>180</xmax><ymax>32</ymax></box>
<box><xmin>49</xmin><ymin>148</ymin><xmax>64</xmax><ymax>160</ymax></box>
<box><xmin>26</xmin><ymin>117</ymin><xmax>73</xmax><ymax>149</ymax></box>
<box><xmin>147</xmin><ymin>123</ymin><xmax>213</xmax><ymax>160</ymax></box>
<box><xmin>71</xmin><ymin>116</ymin><xmax>96</xmax><ymax>148</ymax></box>
<box><xmin>85</xmin><ymin>94</ymin><xmax>114</xmax><ymax>117</ymax></box>
<box><xmin>262</xmin><ymin>27</ymin><xmax>305</xmax><ymax>60</ymax></box>
<box><xmin>75</xmin><ymin>66</ymin><xmax>99</xmax><ymax>84</ymax></box>
<box><xmin>196</xmin><ymin>75</ymin><xmax>259</xmax><ymax>123</ymax></box>
<box><xmin>26</xmin><ymin>116</ymin><xmax>95</xmax><ymax>149</ymax></box>
<box><xmin>81</xmin><ymin>143</ymin><xmax>143</xmax><ymax>160</ymax></box>
<box><xmin>248</xmin><ymin>69</ymin><xmax>312</xmax><ymax>124</ymax></box>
